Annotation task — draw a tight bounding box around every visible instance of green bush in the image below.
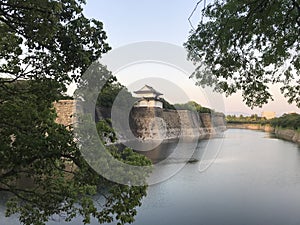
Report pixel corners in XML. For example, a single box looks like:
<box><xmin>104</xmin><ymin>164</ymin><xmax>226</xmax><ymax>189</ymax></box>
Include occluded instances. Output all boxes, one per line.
<box><xmin>269</xmin><ymin>113</ymin><xmax>300</xmax><ymax>130</ymax></box>
<box><xmin>174</xmin><ymin>101</ymin><xmax>212</xmax><ymax>113</ymax></box>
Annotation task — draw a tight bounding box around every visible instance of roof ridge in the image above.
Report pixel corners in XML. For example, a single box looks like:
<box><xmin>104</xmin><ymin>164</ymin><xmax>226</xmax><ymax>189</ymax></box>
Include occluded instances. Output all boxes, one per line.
<box><xmin>134</xmin><ymin>85</ymin><xmax>163</xmax><ymax>95</ymax></box>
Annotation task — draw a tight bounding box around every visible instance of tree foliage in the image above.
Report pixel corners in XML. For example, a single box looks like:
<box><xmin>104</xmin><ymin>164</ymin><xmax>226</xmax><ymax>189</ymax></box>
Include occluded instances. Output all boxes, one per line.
<box><xmin>174</xmin><ymin>101</ymin><xmax>212</xmax><ymax>113</ymax></box>
<box><xmin>160</xmin><ymin>98</ymin><xmax>176</xmax><ymax>110</ymax></box>
<box><xmin>0</xmin><ymin>1</ymin><xmax>150</xmax><ymax>224</ymax></box>
<box><xmin>185</xmin><ymin>0</ymin><xmax>300</xmax><ymax>108</ymax></box>
<box><xmin>226</xmin><ymin>114</ymin><xmax>266</xmax><ymax>124</ymax></box>
<box><xmin>97</xmin><ymin>76</ymin><xmax>137</xmax><ymax>108</ymax></box>
<box><xmin>269</xmin><ymin>113</ymin><xmax>300</xmax><ymax>130</ymax></box>
<box><xmin>0</xmin><ymin>0</ymin><xmax>110</xmax><ymax>83</ymax></box>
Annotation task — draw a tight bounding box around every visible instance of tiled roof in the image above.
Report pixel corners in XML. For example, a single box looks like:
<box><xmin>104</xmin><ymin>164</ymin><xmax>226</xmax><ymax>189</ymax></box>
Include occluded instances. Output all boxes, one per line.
<box><xmin>134</xmin><ymin>85</ymin><xmax>163</xmax><ymax>95</ymax></box>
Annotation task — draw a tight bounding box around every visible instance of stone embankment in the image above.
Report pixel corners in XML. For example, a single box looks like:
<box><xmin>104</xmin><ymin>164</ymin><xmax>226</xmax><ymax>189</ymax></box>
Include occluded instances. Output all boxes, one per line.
<box><xmin>227</xmin><ymin>123</ymin><xmax>300</xmax><ymax>144</ymax></box>
<box><xmin>128</xmin><ymin>108</ymin><xmax>226</xmax><ymax>141</ymax></box>
<box><xmin>226</xmin><ymin>123</ymin><xmax>274</xmax><ymax>132</ymax></box>
<box><xmin>54</xmin><ymin>100</ymin><xmax>226</xmax><ymax>141</ymax></box>
<box><xmin>274</xmin><ymin>128</ymin><xmax>300</xmax><ymax>144</ymax></box>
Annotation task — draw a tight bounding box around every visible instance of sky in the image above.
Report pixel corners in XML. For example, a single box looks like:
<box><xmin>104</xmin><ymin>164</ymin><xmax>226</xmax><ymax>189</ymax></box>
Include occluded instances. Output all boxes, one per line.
<box><xmin>81</xmin><ymin>0</ymin><xmax>300</xmax><ymax>116</ymax></box>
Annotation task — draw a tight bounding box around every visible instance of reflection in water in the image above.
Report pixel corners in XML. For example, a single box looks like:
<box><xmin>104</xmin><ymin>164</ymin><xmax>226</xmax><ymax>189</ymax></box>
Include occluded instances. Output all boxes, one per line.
<box><xmin>133</xmin><ymin>129</ymin><xmax>300</xmax><ymax>225</ymax></box>
<box><xmin>133</xmin><ymin>139</ymin><xmax>180</xmax><ymax>163</ymax></box>
<box><xmin>132</xmin><ymin>138</ymin><xmax>210</xmax><ymax>164</ymax></box>
<box><xmin>2</xmin><ymin>129</ymin><xmax>300</xmax><ymax>225</ymax></box>
<box><xmin>126</xmin><ymin>135</ymin><xmax>220</xmax><ymax>166</ymax></box>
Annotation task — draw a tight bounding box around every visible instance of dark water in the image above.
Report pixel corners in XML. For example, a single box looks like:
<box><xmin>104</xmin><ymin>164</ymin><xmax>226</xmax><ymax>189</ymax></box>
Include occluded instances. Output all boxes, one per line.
<box><xmin>2</xmin><ymin>129</ymin><xmax>300</xmax><ymax>225</ymax></box>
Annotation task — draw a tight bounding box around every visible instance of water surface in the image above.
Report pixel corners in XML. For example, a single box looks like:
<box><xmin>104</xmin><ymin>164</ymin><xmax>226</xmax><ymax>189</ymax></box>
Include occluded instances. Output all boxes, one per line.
<box><xmin>132</xmin><ymin>129</ymin><xmax>300</xmax><ymax>225</ymax></box>
<box><xmin>2</xmin><ymin>129</ymin><xmax>300</xmax><ymax>225</ymax></box>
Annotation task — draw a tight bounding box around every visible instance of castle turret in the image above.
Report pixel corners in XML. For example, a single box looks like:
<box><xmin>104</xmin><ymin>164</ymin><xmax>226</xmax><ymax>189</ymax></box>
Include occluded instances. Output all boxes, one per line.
<box><xmin>134</xmin><ymin>85</ymin><xmax>163</xmax><ymax>108</ymax></box>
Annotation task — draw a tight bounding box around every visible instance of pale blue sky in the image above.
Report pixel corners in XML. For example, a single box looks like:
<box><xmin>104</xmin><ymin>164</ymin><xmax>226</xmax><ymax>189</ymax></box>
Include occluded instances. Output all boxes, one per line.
<box><xmin>83</xmin><ymin>0</ymin><xmax>202</xmax><ymax>47</ymax></box>
<box><xmin>82</xmin><ymin>0</ymin><xmax>299</xmax><ymax>116</ymax></box>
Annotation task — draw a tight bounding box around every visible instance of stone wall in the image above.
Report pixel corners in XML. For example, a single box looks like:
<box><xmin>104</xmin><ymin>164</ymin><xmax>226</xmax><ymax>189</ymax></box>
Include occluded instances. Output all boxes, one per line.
<box><xmin>54</xmin><ymin>100</ymin><xmax>226</xmax><ymax>141</ymax></box>
<box><xmin>212</xmin><ymin>112</ymin><xmax>226</xmax><ymax>127</ymax></box>
<box><xmin>53</xmin><ymin>100</ymin><xmax>75</xmax><ymax>126</ymax></box>
<box><xmin>199</xmin><ymin>113</ymin><xmax>211</xmax><ymax>128</ymax></box>
<box><xmin>161</xmin><ymin>110</ymin><xmax>181</xmax><ymax>138</ymax></box>
<box><xmin>199</xmin><ymin>112</ymin><xmax>226</xmax><ymax>128</ymax></box>
<box><xmin>129</xmin><ymin>107</ymin><xmax>164</xmax><ymax>140</ymax></box>
<box><xmin>227</xmin><ymin>123</ymin><xmax>300</xmax><ymax>144</ymax></box>
<box><xmin>176</xmin><ymin>110</ymin><xmax>201</xmax><ymax>136</ymax></box>
<box><xmin>275</xmin><ymin>128</ymin><xmax>300</xmax><ymax>144</ymax></box>
<box><xmin>129</xmin><ymin>107</ymin><xmax>225</xmax><ymax>140</ymax></box>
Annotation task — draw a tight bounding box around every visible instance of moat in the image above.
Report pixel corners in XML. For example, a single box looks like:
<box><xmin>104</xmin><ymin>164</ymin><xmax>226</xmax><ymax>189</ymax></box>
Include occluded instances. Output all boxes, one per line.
<box><xmin>2</xmin><ymin>129</ymin><xmax>300</xmax><ymax>225</ymax></box>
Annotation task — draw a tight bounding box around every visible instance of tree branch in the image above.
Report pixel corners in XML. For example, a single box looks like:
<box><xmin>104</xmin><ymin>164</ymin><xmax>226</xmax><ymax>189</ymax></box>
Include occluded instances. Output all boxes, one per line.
<box><xmin>188</xmin><ymin>0</ymin><xmax>206</xmax><ymax>30</ymax></box>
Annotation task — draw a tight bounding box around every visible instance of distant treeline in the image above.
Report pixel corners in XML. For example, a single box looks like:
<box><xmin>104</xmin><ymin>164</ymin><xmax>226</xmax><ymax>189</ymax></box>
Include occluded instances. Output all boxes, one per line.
<box><xmin>226</xmin><ymin>113</ymin><xmax>300</xmax><ymax>130</ymax></box>
<box><xmin>226</xmin><ymin>114</ymin><xmax>266</xmax><ymax>124</ymax></box>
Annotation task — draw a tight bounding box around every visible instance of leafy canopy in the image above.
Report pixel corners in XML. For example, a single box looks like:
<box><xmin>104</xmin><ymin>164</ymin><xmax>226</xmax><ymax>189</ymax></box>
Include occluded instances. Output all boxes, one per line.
<box><xmin>97</xmin><ymin>76</ymin><xmax>137</xmax><ymax>108</ymax></box>
<box><xmin>174</xmin><ymin>101</ymin><xmax>212</xmax><ymax>113</ymax></box>
<box><xmin>185</xmin><ymin>0</ymin><xmax>300</xmax><ymax>108</ymax></box>
<box><xmin>269</xmin><ymin>113</ymin><xmax>300</xmax><ymax>130</ymax></box>
<box><xmin>0</xmin><ymin>1</ymin><xmax>151</xmax><ymax>224</ymax></box>
<box><xmin>0</xmin><ymin>0</ymin><xmax>110</xmax><ymax>82</ymax></box>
